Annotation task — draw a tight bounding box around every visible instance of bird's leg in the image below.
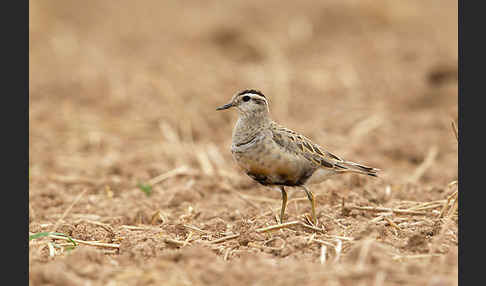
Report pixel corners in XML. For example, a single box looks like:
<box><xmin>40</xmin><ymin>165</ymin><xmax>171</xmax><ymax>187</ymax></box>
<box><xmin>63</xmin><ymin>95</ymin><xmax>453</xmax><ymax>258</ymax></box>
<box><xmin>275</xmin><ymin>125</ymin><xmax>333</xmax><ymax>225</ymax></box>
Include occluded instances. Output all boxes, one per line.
<box><xmin>302</xmin><ymin>186</ymin><xmax>317</xmax><ymax>225</ymax></box>
<box><xmin>279</xmin><ymin>186</ymin><xmax>288</xmax><ymax>223</ymax></box>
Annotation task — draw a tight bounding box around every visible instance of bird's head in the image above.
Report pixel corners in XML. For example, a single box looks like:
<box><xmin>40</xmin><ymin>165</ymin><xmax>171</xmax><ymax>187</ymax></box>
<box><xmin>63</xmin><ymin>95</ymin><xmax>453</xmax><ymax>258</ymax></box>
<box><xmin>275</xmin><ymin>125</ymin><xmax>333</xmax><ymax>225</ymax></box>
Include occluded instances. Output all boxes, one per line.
<box><xmin>216</xmin><ymin>89</ymin><xmax>269</xmax><ymax>116</ymax></box>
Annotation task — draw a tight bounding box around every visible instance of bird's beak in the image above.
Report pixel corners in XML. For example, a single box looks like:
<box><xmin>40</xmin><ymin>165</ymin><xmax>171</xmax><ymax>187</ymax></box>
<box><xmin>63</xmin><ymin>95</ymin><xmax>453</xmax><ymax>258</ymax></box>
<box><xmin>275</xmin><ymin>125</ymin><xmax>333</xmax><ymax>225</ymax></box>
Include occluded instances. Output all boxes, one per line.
<box><xmin>216</xmin><ymin>102</ymin><xmax>233</xmax><ymax>111</ymax></box>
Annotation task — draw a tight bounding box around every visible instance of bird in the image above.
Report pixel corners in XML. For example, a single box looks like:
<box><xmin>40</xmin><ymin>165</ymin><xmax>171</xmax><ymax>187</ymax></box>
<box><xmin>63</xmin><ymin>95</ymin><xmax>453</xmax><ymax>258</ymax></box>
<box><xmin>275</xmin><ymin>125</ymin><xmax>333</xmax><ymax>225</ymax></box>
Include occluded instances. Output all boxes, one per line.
<box><xmin>216</xmin><ymin>89</ymin><xmax>379</xmax><ymax>225</ymax></box>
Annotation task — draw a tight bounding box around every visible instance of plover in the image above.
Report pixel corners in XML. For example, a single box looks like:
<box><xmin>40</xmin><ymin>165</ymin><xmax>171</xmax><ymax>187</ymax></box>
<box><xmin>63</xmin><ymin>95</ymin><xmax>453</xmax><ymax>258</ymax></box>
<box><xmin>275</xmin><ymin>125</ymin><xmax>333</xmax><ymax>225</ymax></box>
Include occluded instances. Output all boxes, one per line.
<box><xmin>217</xmin><ymin>89</ymin><xmax>379</xmax><ymax>224</ymax></box>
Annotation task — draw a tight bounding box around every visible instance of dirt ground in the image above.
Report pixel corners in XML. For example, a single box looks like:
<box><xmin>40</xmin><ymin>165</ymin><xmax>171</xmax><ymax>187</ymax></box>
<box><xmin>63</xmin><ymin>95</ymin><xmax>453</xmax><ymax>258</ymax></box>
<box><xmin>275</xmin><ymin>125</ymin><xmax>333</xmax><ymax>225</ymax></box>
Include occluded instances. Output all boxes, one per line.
<box><xmin>29</xmin><ymin>1</ymin><xmax>458</xmax><ymax>285</ymax></box>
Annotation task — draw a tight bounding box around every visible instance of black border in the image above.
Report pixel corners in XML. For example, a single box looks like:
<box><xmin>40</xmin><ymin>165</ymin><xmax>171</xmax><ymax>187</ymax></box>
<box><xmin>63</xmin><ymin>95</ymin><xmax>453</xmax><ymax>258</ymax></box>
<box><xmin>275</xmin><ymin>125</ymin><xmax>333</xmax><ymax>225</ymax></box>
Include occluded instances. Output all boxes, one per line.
<box><xmin>6</xmin><ymin>0</ymin><xmax>29</xmax><ymax>284</ymax></box>
<box><xmin>458</xmin><ymin>1</ymin><xmax>463</xmax><ymax>284</ymax></box>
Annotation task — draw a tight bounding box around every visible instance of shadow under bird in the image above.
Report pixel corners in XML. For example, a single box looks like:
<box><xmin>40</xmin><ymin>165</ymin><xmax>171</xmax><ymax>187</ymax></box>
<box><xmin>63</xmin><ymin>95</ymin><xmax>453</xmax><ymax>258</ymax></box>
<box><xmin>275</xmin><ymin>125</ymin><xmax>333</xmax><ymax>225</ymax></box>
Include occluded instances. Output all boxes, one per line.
<box><xmin>216</xmin><ymin>89</ymin><xmax>379</xmax><ymax>225</ymax></box>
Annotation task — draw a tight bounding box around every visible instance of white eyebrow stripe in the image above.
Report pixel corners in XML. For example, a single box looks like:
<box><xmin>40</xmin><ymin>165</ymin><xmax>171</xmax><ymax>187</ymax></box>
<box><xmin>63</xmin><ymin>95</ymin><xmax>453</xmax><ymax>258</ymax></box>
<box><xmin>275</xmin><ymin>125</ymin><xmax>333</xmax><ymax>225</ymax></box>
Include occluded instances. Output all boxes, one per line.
<box><xmin>248</xmin><ymin>94</ymin><xmax>269</xmax><ymax>112</ymax></box>
<box><xmin>249</xmin><ymin>94</ymin><xmax>267</xmax><ymax>103</ymax></box>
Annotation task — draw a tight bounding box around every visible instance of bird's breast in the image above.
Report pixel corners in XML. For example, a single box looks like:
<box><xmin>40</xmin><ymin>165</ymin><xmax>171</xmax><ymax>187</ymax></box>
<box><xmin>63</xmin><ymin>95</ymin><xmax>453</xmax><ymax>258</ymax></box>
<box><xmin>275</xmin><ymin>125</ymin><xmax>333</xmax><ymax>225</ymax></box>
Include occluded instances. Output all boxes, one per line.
<box><xmin>232</xmin><ymin>136</ymin><xmax>316</xmax><ymax>186</ymax></box>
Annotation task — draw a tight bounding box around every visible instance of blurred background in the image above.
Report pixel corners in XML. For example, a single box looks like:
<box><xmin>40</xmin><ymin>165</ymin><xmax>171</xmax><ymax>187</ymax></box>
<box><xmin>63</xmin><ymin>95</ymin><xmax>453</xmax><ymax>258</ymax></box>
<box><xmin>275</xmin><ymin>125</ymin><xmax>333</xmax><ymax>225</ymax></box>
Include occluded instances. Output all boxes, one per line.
<box><xmin>29</xmin><ymin>0</ymin><xmax>457</xmax><ymax>184</ymax></box>
<box><xmin>29</xmin><ymin>1</ymin><xmax>458</xmax><ymax>284</ymax></box>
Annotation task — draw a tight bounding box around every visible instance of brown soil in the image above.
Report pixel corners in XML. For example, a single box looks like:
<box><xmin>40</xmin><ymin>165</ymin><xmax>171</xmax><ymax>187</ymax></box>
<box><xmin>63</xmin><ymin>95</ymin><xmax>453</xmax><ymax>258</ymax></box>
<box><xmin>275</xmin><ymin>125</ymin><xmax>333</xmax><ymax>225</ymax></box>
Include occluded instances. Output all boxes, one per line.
<box><xmin>29</xmin><ymin>1</ymin><xmax>458</xmax><ymax>285</ymax></box>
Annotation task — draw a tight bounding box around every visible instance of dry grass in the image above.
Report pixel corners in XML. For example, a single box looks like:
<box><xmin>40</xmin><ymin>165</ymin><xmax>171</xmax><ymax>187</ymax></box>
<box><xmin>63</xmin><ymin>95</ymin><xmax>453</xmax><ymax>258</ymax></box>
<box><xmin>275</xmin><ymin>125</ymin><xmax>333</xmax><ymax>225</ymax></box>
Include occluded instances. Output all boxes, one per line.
<box><xmin>29</xmin><ymin>0</ymin><xmax>457</xmax><ymax>285</ymax></box>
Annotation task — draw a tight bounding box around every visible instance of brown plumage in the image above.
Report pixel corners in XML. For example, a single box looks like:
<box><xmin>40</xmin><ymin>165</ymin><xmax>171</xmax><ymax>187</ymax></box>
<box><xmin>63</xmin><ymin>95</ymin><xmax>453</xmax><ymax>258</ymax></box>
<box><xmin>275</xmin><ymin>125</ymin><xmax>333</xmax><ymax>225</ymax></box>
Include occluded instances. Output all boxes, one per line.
<box><xmin>270</xmin><ymin>122</ymin><xmax>378</xmax><ymax>178</ymax></box>
<box><xmin>216</xmin><ymin>89</ymin><xmax>379</xmax><ymax>224</ymax></box>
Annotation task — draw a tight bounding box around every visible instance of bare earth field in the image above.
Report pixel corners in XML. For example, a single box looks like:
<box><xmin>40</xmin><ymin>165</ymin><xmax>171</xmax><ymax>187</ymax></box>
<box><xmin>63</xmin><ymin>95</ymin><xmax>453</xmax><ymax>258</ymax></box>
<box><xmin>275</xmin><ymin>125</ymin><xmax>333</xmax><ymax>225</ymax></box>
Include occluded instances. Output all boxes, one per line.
<box><xmin>29</xmin><ymin>1</ymin><xmax>458</xmax><ymax>285</ymax></box>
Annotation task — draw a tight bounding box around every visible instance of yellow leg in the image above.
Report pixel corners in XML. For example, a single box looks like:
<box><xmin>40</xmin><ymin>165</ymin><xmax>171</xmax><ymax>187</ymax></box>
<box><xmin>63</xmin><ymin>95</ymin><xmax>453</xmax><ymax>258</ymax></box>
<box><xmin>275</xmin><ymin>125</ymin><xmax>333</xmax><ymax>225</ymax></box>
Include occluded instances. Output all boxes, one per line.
<box><xmin>303</xmin><ymin>186</ymin><xmax>317</xmax><ymax>225</ymax></box>
<box><xmin>280</xmin><ymin>186</ymin><xmax>288</xmax><ymax>223</ymax></box>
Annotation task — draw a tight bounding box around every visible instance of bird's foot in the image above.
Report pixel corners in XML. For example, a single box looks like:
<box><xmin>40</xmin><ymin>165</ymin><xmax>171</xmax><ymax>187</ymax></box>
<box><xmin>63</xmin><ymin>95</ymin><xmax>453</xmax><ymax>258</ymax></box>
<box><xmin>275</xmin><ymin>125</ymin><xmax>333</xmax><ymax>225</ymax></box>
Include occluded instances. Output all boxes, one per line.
<box><xmin>304</xmin><ymin>214</ymin><xmax>318</xmax><ymax>227</ymax></box>
<box><xmin>275</xmin><ymin>213</ymin><xmax>286</xmax><ymax>224</ymax></box>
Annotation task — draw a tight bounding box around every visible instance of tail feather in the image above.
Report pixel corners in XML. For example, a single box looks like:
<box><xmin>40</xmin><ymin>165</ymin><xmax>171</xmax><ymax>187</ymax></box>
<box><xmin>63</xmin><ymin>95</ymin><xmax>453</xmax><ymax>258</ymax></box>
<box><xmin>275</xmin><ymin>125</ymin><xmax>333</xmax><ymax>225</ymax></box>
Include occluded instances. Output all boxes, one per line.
<box><xmin>335</xmin><ymin>161</ymin><xmax>380</xmax><ymax>177</ymax></box>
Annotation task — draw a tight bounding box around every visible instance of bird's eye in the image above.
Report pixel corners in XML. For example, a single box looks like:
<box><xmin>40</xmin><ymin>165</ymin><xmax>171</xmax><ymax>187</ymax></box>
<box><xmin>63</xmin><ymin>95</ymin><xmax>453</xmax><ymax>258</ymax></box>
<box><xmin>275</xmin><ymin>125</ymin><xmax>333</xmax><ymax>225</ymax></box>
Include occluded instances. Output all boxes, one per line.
<box><xmin>242</xmin><ymin>95</ymin><xmax>251</xmax><ymax>102</ymax></box>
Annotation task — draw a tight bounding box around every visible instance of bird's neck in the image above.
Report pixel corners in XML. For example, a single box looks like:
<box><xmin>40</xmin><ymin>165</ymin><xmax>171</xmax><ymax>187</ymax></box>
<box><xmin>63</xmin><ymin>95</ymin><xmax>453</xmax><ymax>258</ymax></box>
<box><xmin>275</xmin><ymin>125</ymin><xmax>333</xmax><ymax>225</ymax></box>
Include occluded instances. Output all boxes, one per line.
<box><xmin>232</xmin><ymin>113</ymin><xmax>271</xmax><ymax>145</ymax></box>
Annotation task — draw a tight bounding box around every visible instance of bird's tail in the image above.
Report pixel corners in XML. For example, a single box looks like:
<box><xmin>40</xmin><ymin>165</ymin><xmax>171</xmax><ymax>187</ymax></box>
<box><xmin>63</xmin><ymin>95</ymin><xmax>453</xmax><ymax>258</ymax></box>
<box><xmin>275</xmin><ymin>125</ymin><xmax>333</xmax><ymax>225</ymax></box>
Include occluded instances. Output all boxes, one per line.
<box><xmin>335</xmin><ymin>160</ymin><xmax>380</xmax><ymax>177</ymax></box>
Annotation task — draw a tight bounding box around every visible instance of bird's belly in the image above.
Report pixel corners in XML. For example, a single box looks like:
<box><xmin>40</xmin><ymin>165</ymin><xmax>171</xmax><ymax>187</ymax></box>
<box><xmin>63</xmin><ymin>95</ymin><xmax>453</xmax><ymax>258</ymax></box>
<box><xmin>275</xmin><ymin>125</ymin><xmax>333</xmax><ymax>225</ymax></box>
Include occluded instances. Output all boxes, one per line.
<box><xmin>232</xmin><ymin>142</ymin><xmax>315</xmax><ymax>186</ymax></box>
<box><xmin>305</xmin><ymin>168</ymin><xmax>336</xmax><ymax>185</ymax></box>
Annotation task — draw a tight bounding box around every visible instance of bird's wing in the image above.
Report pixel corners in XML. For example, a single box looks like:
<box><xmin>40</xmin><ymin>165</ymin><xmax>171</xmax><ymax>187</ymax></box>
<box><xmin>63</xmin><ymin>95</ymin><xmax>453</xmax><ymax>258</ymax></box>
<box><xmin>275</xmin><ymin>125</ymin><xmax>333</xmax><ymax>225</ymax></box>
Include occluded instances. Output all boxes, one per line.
<box><xmin>270</xmin><ymin>122</ymin><xmax>344</xmax><ymax>169</ymax></box>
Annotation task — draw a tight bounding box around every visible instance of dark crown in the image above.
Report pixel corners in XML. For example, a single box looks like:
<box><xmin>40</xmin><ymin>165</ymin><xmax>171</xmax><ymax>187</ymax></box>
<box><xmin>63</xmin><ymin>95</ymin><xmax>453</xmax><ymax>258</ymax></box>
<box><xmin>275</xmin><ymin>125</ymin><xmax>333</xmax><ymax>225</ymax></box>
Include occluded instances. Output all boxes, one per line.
<box><xmin>237</xmin><ymin>89</ymin><xmax>266</xmax><ymax>99</ymax></box>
